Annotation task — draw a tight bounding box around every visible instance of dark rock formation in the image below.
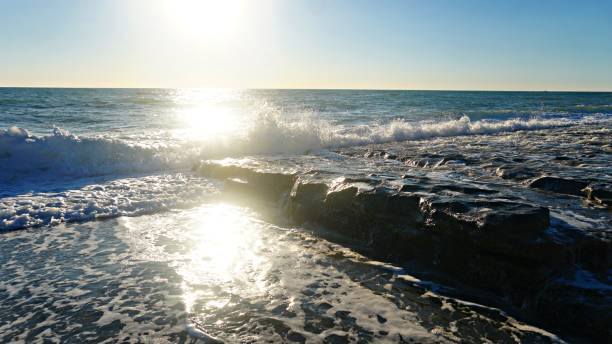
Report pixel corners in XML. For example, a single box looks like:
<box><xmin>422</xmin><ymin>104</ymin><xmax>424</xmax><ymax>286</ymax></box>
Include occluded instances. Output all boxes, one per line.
<box><xmin>495</xmin><ymin>165</ymin><xmax>538</xmax><ymax>180</ymax></box>
<box><xmin>193</xmin><ymin>161</ymin><xmax>296</xmax><ymax>201</ymax></box>
<box><xmin>582</xmin><ymin>183</ymin><xmax>612</xmax><ymax>207</ymax></box>
<box><xmin>287</xmin><ymin>181</ymin><xmax>329</xmax><ymax>222</ymax></box>
<box><xmin>536</xmin><ymin>280</ymin><xmax>612</xmax><ymax>342</ymax></box>
<box><xmin>528</xmin><ymin>176</ymin><xmax>590</xmax><ymax>196</ymax></box>
<box><xmin>193</xmin><ymin>161</ymin><xmax>611</xmax><ymax>342</ymax></box>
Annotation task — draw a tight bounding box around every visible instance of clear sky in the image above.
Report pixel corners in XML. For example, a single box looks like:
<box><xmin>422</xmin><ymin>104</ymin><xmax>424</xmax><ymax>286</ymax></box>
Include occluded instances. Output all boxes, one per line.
<box><xmin>1</xmin><ymin>0</ymin><xmax>611</xmax><ymax>90</ymax></box>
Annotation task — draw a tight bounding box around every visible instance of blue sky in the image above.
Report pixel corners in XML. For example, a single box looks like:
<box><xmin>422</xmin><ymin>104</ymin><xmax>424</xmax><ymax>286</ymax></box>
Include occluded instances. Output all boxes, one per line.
<box><xmin>1</xmin><ymin>0</ymin><xmax>611</xmax><ymax>90</ymax></box>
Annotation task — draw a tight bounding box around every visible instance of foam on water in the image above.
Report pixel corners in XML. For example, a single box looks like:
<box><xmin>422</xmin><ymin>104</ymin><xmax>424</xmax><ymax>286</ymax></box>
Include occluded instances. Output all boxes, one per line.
<box><xmin>0</xmin><ymin>174</ymin><xmax>220</xmax><ymax>231</ymax></box>
<box><xmin>0</xmin><ymin>126</ymin><xmax>176</xmax><ymax>182</ymax></box>
<box><xmin>1</xmin><ymin>114</ymin><xmax>603</xmax><ymax>183</ymax></box>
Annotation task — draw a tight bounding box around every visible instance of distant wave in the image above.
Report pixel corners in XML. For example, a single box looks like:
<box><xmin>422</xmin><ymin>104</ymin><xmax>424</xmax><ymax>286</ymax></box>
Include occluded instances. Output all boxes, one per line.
<box><xmin>0</xmin><ymin>115</ymin><xmax>604</xmax><ymax>182</ymax></box>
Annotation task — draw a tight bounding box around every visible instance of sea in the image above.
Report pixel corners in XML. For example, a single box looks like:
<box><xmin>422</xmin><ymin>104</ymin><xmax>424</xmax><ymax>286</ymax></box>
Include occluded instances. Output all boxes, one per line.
<box><xmin>0</xmin><ymin>88</ymin><xmax>610</xmax><ymax>343</ymax></box>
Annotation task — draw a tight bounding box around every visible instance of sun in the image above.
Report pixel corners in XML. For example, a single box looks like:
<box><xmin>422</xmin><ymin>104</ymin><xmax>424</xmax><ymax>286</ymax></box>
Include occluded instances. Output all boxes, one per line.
<box><xmin>163</xmin><ymin>0</ymin><xmax>244</xmax><ymax>39</ymax></box>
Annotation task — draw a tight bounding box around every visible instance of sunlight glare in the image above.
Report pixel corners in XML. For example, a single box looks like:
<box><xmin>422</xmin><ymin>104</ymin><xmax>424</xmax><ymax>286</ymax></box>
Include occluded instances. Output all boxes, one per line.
<box><xmin>172</xmin><ymin>89</ymin><xmax>243</xmax><ymax>141</ymax></box>
<box><xmin>178</xmin><ymin>204</ymin><xmax>269</xmax><ymax>312</ymax></box>
<box><xmin>163</xmin><ymin>0</ymin><xmax>244</xmax><ymax>39</ymax></box>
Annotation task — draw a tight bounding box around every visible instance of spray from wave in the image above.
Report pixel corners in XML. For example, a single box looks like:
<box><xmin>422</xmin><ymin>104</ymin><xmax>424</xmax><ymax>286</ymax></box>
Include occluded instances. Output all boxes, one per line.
<box><xmin>238</xmin><ymin>114</ymin><xmax>579</xmax><ymax>154</ymax></box>
<box><xmin>0</xmin><ymin>126</ymin><xmax>175</xmax><ymax>182</ymax></box>
<box><xmin>0</xmin><ymin>114</ymin><xmax>598</xmax><ymax>182</ymax></box>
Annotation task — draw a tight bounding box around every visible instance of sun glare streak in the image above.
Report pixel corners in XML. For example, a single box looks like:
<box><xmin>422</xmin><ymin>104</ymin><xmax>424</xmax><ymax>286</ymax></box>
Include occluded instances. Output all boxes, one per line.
<box><xmin>163</xmin><ymin>0</ymin><xmax>244</xmax><ymax>39</ymax></box>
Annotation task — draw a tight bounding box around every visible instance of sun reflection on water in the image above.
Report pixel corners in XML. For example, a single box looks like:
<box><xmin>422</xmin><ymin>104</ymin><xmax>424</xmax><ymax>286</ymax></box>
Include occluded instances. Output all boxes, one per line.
<box><xmin>119</xmin><ymin>203</ymin><xmax>272</xmax><ymax>315</ymax></box>
<box><xmin>176</xmin><ymin>204</ymin><xmax>270</xmax><ymax>313</ymax></box>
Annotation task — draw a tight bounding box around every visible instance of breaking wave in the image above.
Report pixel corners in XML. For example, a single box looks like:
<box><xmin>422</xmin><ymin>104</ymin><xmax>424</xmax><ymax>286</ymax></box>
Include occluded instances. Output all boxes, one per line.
<box><xmin>0</xmin><ymin>126</ymin><xmax>178</xmax><ymax>183</ymax></box>
<box><xmin>240</xmin><ymin>114</ymin><xmax>583</xmax><ymax>154</ymax></box>
<box><xmin>0</xmin><ymin>115</ymin><xmax>602</xmax><ymax>182</ymax></box>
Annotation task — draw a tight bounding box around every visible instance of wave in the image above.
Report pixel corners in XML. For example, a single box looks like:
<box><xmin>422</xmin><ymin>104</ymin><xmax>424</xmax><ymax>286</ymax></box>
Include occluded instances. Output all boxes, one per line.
<box><xmin>0</xmin><ymin>126</ymin><xmax>175</xmax><ymax>183</ymax></box>
<box><xmin>0</xmin><ymin>115</ymin><xmax>604</xmax><ymax>183</ymax></box>
<box><xmin>229</xmin><ymin>114</ymin><xmax>591</xmax><ymax>154</ymax></box>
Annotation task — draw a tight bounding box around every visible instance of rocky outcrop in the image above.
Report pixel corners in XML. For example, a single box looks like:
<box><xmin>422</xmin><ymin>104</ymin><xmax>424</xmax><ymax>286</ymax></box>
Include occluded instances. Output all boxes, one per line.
<box><xmin>285</xmin><ymin>179</ymin><xmax>611</xmax><ymax>341</ymax></box>
<box><xmin>192</xmin><ymin>161</ymin><xmax>296</xmax><ymax>201</ymax></box>
<box><xmin>192</xmin><ymin>161</ymin><xmax>611</xmax><ymax>342</ymax></box>
<box><xmin>528</xmin><ymin>176</ymin><xmax>590</xmax><ymax>196</ymax></box>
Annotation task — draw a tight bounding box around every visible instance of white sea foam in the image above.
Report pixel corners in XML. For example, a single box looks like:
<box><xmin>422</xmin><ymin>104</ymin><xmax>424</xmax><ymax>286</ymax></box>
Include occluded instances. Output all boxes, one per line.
<box><xmin>0</xmin><ymin>126</ymin><xmax>177</xmax><ymax>182</ymax></box>
<box><xmin>1</xmin><ymin>115</ymin><xmax>600</xmax><ymax>183</ymax></box>
<box><xmin>0</xmin><ymin>174</ymin><xmax>220</xmax><ymax>231</ymax></box>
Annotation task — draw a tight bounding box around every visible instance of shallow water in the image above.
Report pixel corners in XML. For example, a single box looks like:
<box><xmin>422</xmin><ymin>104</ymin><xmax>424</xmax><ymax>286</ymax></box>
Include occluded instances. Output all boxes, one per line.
<box><xmin>0</xmin><ymin>203</ymin><xmax>563</xmax><ymax>343</ymax></box>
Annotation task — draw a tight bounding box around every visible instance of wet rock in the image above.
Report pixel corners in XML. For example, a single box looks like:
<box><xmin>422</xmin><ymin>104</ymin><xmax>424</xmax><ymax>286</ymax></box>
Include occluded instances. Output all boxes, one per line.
<box><xmin>376</xmin><ymin>314</ymin><xmax>387</xmax><ymax>323</ymax></box>
<box><xmin>582</xmin><ymin>183</ymin><xmax>612</xmax><ymax>207</ymax></box>
<box><xmin>354</xmin><ymin>187</ymin><xmax>392</xmax><ymax>214</ymax></box>
<box><xmin>386</xmin><ymin>193</ymin><xmax>421</xmax><ymax>222</ymax></box>
<box><xmin>364</xmin><ymin>150</ymin><xmax>386</xmax><ymax>158</ymax></box>
<box><xmin>399</xmin><ymin>184</ymin><xmax>423</xmax><ymax>192</ymax></box>
<box><xmin>195</xmin><ymin>161</ymin><xmax>609</xmax><ymax>342</ymax></box>
<box><xmin>324</xmin><ymin>185</ymin><xmax>358</xmax><ymax>211</ymax></box>
<box><xmin>536</xmin><ymin>281</ymin><xmax>612</xmax><ymax>343</ymax></box>
<box><xmin>478</xmin><ymin>202</ymin><xmax>550</xmax><ymax>235</ymax></box>
<box><xmin>495</xmin><ymin>165</ymin><xmax>538</xmax><ymax>180</ymax></box>
<box><xmin>193</xmin><ymin>162</ymin><xmax>296</xmax><ymax>200</ymax></box>
<box><xmin>416</xmin><ymin>196</ymin><xmax>564</xmax><ymax>293</ymax></box>
<box><xmin>404</xmin><ymin>159</ymin><xmax>430</xmax><ymax>168</ymax></box>
<box><xmin>343</xmin><ymin>176</ymin><xmax>378</xmax><ymax>184</ymax></box>
<box><xmin>430</xmin><ymin>184</ymin><xmax>497</xmax><ymax>195</ymax></box>
<box><xmin>287</xmin><ymin>331</ymin><xmax>306</xmax><ymax>343</ymax></box>
<box><xmin>324</xmin><ymin>334</ymin><xmax>349</xmax><ymax>344</ymax></box>
<box><xmin>440</xmin><ymin>153</ymin><xmax>471</xmax><ymax>164</ymax></box>
<box><xmin>528</xmin><ymin>176</ymin><xmax>590</xmax><ymax>196</ymax></box>
<box><xmin>384</xmin><ymin>153</ymin><xmax>398</xmax><ymax>160</ymax></box>
<box><xmin>552</xmin><ymin>156</ymin><xmax>581</xmax><ymax>166</ymax></box>
<box><xmin>578</xmin><ymin>235</ymin><xmax>611</xmax><ymax>271</ymax></box>
<box><xmin>288</xmin><ymin>181</ymin><xmax>329</xmax><ymax>223</ymax></box>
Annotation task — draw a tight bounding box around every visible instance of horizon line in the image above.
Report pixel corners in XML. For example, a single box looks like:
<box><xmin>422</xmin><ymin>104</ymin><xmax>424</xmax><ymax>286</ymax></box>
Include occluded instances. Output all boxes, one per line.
<box><xmin>0</xmin><ymin>85</ymin><xmax>611</xmax><ymax>93</ymax></box>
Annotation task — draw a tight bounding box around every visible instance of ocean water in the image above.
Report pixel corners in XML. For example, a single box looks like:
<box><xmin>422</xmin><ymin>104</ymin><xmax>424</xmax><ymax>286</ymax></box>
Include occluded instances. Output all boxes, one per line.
<box><xmin>1</xmin><ymin>88</ymin><xmax>611</xmax><ymax>342</ymax></box>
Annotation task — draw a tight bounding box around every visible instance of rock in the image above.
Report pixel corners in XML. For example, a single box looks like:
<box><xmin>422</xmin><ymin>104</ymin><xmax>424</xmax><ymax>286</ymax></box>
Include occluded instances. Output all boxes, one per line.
<box><xmin>324</xmin><ymin>334</ymin><xmax>349</xmax><ymax>344</ymax></box>
<box><xmin>552</xmin><ymin>156</ymin><xmax>581</xmax><ymax>166</ymax></box>
<box><xmin>419</xmin><ymin>197</ymin><xmax>556</xmax><ymax>271</ymax></box>
<box><xmin>287</xmin><ymin>181</ymin><xmax>329</xmax><ymax>222</ymax></box>
<box><xmin>364</xmin><ymin>150</ymin><xmax>385</xmax><ymax>158</ymax></box>
<box><xmin>386</xmin><ymin>193</ymin><xmax>422</xmax><ymax>222</ymax></box>
<box><xmin>399</xmin><ymin>184</ymin><xmax>423</xmax><ymax>192</ymax></box>
<box><xmin>376</xmin><ymin>314</ymin><xmax>387</xmax><ymax>324</ymax></box>
<box><xmin>528</xmin><ymin>176</ymin><xmax>590</xmax><ymax>196</ymax></box>
<box><xmin>535</xmin><ymin>281</ymin><xmax>612</xmax><ymax>343</ymax></box>
<box><xmin>324</xmin><ymin>185</ymin><xmax>358</xmax><ymax>211</ymax></box>
<box><xmin>353</xmin><ymin>187</ymin><xmax>391</xmax><ymax>214</ymax></box>
<box><xmin>495</xmin><ymin>165</ymin><xmax>538</xmax><ymax>180</ymax></box>
<box><xmin>193</xmin><ymin>161</ymin><xmax>296</xmax><ymax>200</ymax></box>
<box><xmin>477</xmin><ymin>202</ymin><xmax>550</xmax><ymax>235</ymax></box>
<box><xmin>430</xmin><ymin>184</ymin><xmax>497</xmax><ymax>195</ymax></box>
<box><xmin>405</xmin><ymin>158</ymin><xmax>430</xmax><ymax>168</ymax></box>
<box><xmin>578</xmin><ymin>235</ymin><xmax>611</xmax><ymax>271</ymax></box>
<box><xmin>582</xmin><ymin>183</ymin><xmax>612</xmax><ymax>206</ymax></box>
<box><xmin>191</xmin><ymin>163</ymin><xmax>608</xmax><ymax>342</ymax></box>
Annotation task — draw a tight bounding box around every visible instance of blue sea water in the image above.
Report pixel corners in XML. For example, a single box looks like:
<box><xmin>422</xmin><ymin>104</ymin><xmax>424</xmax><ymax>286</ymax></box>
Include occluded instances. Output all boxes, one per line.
<box><xmin>1</xmin><ymin>88</ymin><xmax>610</xmax><ymax>183</ymax></box>
<box><xmin>2</xmin><ymin>88</ymin><xmax>611</xmax><ymax>137</ymax></box>
<box><xmin>0</xmin><ymin>88</ymin><xmax>610</xmax><ymax>342</ymax></box>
